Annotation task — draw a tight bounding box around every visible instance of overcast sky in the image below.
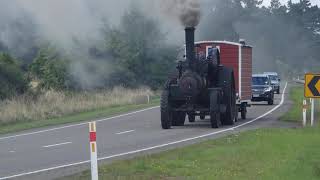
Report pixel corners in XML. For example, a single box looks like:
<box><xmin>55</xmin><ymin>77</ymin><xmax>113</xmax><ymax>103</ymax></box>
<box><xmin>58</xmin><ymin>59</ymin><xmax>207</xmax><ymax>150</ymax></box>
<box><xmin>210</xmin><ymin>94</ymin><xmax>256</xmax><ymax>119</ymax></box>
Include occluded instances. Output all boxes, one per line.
<box><xmin>262</xmin><ymin>0</ymin><xmax>320</xmax><ymax>6</ymax></box>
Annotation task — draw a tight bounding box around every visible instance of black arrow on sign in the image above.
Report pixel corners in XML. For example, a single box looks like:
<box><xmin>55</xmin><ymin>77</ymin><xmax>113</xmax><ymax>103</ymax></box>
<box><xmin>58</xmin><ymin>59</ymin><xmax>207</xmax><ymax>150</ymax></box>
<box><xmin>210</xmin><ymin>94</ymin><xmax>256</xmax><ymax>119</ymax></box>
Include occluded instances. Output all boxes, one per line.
<box><xmin>308</xmin><ymin>76</ymin><xmax>320</xmax><ymax>96</ymax></box>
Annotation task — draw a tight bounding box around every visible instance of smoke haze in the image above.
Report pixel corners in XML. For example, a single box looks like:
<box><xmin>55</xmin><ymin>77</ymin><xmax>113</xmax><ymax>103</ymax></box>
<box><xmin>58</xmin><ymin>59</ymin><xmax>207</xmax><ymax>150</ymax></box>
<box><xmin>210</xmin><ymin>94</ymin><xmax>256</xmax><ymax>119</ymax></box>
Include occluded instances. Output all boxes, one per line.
<box><xmin>0</xmin><ymin>0</ymin><xmax>318</xmax><ymax>87</ymax></box>
<box><xmin>0</xmin><ymin>0</ymin><xmax>191</xmax><ymax>54</ymax></box>
<box><xmin>0</xmin><ymin>0</ymin><xmax>176</xmax><ymax>89</ymax></box>
<box><xmin>162</xmin><ymin>0</ymin><xmax>202</xmax><ymax>27</ymax></box>
<box><xmin>197</xmin><ymin>0</ymin><xmax>320</xmax><ymax>77</ymax></box>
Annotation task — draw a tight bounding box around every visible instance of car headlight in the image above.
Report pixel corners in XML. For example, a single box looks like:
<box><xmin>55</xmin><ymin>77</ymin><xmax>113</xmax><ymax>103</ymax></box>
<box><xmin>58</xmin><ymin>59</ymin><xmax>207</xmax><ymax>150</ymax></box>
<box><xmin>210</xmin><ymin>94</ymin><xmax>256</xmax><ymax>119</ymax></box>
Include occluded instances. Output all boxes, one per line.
<box><xmin>264</xmin><ymin>87</ymin><xmax>272</xmax><ymax>92</ymax></box>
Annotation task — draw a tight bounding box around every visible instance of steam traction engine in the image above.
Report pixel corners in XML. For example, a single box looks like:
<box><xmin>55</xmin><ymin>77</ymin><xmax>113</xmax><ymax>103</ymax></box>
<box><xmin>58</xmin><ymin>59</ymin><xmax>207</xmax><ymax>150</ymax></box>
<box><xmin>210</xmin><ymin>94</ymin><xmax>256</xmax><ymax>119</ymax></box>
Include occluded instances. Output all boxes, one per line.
<box><xmin>161</xmin><ymin>27</ymin><xmax>252</xmax><ymax>129</ymax></box>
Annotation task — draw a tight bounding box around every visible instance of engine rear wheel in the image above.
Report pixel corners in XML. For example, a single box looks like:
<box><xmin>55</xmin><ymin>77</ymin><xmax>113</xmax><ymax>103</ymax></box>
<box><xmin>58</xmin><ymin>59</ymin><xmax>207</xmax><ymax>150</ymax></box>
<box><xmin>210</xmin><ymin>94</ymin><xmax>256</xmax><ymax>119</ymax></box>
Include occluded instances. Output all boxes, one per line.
<box><xmin>210</xmin><ymin>90</ymin><xmax>221</xmax><ymax>128</ymax></box>
<box><xmin>219</xmin><ymin>67</ymin><xmax>237</xmax><ymax>125</ymax></box>
<box><xmin>161</xmin><ymin>91</ymin><xmax>172</xmax><ymax>129</ymax></box>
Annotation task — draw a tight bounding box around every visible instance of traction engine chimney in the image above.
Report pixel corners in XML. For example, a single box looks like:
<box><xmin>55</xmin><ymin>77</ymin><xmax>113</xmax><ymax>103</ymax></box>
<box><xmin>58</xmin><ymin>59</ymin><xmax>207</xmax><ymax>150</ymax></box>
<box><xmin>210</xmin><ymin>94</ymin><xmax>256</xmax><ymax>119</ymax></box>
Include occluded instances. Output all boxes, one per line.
<box><xmin>185</xmin><ymin>27</ymin><xmax>196</xmax><ymax>70</ymax></box>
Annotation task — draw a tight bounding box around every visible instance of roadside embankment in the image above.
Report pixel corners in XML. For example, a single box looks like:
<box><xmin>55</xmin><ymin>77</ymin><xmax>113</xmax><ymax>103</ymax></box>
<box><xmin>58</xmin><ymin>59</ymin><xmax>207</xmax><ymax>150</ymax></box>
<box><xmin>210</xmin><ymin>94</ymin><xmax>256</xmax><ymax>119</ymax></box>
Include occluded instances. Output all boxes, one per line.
<box><xmin>0</xmin><ymin>87</ymin><xmax>159</xmax><ymax>135</ymax></box>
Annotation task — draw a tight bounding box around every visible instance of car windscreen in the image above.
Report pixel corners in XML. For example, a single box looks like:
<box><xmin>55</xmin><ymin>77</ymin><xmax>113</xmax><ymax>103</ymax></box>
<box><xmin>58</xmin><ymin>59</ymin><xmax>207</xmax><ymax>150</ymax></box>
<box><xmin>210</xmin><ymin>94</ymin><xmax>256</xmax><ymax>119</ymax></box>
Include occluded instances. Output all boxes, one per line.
<box><xmin>252</xmin><ymin>77</ymin><xmax>269</xmax><ymax>85</ymax></box>
<box><xmin>269</xmin><ymin>75</ymin><xmax>277</xmax><ymax>81</ymax></box>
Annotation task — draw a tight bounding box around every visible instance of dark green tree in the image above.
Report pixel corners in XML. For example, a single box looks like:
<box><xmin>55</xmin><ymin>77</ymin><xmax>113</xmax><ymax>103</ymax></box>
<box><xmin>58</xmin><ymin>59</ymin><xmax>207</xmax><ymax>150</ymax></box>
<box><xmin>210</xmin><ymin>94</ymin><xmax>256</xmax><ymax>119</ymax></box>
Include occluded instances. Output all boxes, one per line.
<box><xmin>270</xmin><ymin>0</ymin><xmax>281</xmax><ymax>10</ymax></box>
<box><xmin>270</xmin><ymin>0</ymin><xmax>288</xmax><ymax>15</ymax></box>
<box><xmin>104</xmin><ymin>6</ymin><xmax>177</xmax><ymax>88</ymax></box>
<box><xmin>0</xmin><ymin>53</ymin><xmax>28</xmax><ymax>99</ymax></box>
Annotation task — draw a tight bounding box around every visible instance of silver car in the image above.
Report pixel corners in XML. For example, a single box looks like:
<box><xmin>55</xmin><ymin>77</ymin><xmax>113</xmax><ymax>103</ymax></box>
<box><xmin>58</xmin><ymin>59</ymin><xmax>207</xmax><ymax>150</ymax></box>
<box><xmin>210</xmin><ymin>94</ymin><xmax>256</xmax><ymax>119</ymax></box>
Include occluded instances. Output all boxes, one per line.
<box><xmin>264</xmin><ymin>72</ymin><xmax>280</xmax><ymax>94</ymax></box>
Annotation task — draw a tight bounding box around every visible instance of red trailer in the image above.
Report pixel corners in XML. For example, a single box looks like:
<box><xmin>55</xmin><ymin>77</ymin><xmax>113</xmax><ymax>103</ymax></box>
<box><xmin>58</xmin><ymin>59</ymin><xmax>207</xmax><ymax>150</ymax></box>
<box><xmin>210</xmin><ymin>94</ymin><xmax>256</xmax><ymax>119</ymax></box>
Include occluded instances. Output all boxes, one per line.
<box><xmin>194</xmin><ymin>40</ymin><xmax>253</xmax><ymax>119</ymax></box>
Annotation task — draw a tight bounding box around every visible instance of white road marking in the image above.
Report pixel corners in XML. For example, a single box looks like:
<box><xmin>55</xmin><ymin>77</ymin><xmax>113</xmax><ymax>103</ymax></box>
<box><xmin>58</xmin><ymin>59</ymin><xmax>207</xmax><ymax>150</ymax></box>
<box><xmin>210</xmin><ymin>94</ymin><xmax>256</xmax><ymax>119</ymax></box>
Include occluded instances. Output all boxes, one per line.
<box><xmin>9</xmin><ymin>151</ymin><xmax>15</xmax><ymax>153</ymax></box>
<box><xmin>0</xmin><ymin>106</ymin><xmax>160</xmax><ymax>141</ymax></box>
<box><xmin>0</xmin><ymin>82</ymin><xmax>288</xmax><ymax>180</ymax></box>
<box><xmin>116</xmin><ymin>130</ymin><xmax>135</xmax><ymax>135</ymax></box>
<box><xmin>43</xmin><ymin>142</ymin><xmax>72</xmax><ymax>148</ymax></box>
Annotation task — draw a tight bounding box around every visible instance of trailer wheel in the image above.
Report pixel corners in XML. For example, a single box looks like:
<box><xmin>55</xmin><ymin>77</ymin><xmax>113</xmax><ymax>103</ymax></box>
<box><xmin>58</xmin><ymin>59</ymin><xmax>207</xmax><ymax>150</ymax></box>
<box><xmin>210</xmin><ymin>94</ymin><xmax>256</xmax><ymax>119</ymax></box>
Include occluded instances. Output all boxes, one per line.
<box><xmin>240</xmin><ymin>103</ymin><xmax>247</xmax><ymax>120</ymax></box>
<box><xmin>241</xmin><ymin>106</ymin><xmax>247</xmax><ymax>120</ymax></box>
<box><xmin>268</xmin><ymin>98</ymin><xmax>274</xmax><ymax>105</ymax></box>
<box><xmin>161</xmin><ymin>91</ymin><xmax>172</xmax><ymax>129</ymax></box>
<box><xmin>188</xmin><ymin>114</ymin><xmax>195</xmax><ymax>122</ymax></box>
<box><xmin>219</xmin><ymin>67</ymin><xmax>237</xmax><ymax>125</ymax></box>
<box><xmin>268</xmin><ymin>93</ymin><xmax>274</xmax><ymax>105</ymax></box>
<box><xmin>210</xmin><ymin>90</ymin><xmax>221</xmax><ymax>128</ymax></box>
<box><xmin>172</xmin><ymin>112</ymin><xmax>186</xmax><ymax>126</ymax></box>
<box><xmin>235</xmin><ymin>112</ymin><xmax>239</xmax><ymax>122</ymax></box>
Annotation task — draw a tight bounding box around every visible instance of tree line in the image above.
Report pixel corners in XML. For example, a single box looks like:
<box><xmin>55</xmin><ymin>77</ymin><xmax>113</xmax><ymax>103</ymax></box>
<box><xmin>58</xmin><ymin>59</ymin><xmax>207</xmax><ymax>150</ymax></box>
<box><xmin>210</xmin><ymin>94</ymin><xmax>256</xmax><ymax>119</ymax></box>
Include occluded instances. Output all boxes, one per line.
<box><xmin>0</xmin><ymin>0</ymin><xmax>319</xmax><ymax>99</ymax></box>
<box><xmin>0</xmin><ymin>6</ymin><xmax>177</xmax><ymax>99</ymax></box>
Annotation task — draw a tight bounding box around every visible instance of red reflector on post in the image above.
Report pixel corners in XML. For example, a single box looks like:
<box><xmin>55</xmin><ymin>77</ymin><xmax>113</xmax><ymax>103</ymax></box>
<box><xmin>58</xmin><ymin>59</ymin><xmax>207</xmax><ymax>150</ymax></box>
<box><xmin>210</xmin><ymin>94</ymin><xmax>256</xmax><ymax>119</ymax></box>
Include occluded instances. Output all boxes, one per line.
<box><xmin>89</xmin><ymin>121</ymin><xmax>98</xmax><ymax>180</ymax></box>
<box><xmin>90</xmin><ymin>132</ymin><xmax>96</xmax><ymax>142</ymax></box>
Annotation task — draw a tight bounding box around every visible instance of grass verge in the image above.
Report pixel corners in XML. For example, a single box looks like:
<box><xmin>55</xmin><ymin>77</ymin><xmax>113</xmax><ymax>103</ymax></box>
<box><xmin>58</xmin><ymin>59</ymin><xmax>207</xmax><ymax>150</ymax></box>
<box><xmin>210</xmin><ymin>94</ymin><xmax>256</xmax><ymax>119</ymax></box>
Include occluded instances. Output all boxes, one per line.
<box><xmin>280</xmin><ymin>86</ymin><xmax>304</xmax><ymax>122</ymax></box>
<box><xmin>60</xmin><ymin>127</ymin><xmax>320</xmax><ymax>180</ymax></box>
<box><xmin>0</xmin><ymin>99</ymin><xmax>159</xmax><ymax>135</ymax></box>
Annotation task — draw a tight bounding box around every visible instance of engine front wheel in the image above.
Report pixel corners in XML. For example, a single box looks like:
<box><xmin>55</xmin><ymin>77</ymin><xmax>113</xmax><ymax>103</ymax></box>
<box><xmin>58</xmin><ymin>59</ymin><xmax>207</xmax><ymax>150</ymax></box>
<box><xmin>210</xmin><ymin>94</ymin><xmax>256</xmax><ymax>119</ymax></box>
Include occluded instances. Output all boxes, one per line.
<box><xmin>161</xmin><ymin>91</ymin><xmax>172</xmax><ymax>129</ymax></box>
<box><xmin>172</xmin><ymin>112</ymin><xmax>186</xmax><ymax>126</ymax></box>
<box><xmin>210</xmin><ymin>91</ymin><xmax>221</xmax><ymax>128</ymax></box>
<box><xmin>188</xmin><ymin>114</ymin><xmax>195</xmax><ymax>122</ymax></box>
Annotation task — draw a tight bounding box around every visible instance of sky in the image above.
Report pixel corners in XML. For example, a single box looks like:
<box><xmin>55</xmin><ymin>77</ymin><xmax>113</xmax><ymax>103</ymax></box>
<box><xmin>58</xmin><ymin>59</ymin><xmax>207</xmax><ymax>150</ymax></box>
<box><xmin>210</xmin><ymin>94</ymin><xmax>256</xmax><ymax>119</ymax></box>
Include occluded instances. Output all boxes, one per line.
<box><xmin>262</xmin><ymin>0</ymin><xmax>320</xmax><ymax>6</ymax></box>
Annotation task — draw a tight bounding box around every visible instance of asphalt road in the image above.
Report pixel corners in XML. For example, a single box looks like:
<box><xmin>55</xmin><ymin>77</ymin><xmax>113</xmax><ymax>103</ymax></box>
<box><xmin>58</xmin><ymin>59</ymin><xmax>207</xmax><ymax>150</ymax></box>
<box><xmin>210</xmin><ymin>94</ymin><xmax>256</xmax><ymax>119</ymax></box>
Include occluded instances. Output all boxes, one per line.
<box><xmin>0</xmin><ymin>82</ymin><xmax>294</xmax><ymax>180</ymax></box>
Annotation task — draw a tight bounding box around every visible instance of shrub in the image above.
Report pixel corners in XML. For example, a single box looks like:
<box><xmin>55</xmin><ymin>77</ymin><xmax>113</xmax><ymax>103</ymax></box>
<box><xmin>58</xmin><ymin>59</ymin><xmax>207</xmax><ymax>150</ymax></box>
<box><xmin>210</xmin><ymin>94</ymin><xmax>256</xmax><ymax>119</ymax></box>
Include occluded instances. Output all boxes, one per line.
<box><xmin>29</xmin><ymin>47</ymin><xmax>70</xmax><ymax>90</ymax></box>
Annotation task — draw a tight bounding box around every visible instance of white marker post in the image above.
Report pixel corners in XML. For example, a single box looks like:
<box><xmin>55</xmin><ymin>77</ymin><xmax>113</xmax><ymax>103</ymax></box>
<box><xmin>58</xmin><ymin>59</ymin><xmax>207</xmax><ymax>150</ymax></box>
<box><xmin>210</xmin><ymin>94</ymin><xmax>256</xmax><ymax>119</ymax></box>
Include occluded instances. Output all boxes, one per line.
<box><xmin>311</xmin><ymin>98</ymin><xmax>315</xmax><ymax>127</ymax></box>
<box><xmin>89</xmin><ymin>122</ymin><xmax>98</xmax><ymax>180</ymax></box>
<box><xmin>303</xmin><ymin>100</ymin><xmax>307</xmax><ymax>127</ymax></box>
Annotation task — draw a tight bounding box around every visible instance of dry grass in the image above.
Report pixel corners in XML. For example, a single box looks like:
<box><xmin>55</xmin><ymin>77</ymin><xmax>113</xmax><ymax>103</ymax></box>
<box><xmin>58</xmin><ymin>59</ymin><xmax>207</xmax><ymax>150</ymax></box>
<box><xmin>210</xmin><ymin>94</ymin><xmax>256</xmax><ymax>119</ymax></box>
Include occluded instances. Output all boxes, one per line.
<box><xmin>0</xmin><ymin>87</ymin><xmax>154</xmax><ymax>124</ymax></box>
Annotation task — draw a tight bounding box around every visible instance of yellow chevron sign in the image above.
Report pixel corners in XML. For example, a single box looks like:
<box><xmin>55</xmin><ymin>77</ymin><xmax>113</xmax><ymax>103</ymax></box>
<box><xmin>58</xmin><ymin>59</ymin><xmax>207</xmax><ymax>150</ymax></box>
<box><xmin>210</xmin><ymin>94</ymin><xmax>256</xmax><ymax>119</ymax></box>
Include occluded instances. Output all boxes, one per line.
<box><xmin>305</xmin><ymin>74</ymin><xmax>320</xmax><ymax>98</ymax></box>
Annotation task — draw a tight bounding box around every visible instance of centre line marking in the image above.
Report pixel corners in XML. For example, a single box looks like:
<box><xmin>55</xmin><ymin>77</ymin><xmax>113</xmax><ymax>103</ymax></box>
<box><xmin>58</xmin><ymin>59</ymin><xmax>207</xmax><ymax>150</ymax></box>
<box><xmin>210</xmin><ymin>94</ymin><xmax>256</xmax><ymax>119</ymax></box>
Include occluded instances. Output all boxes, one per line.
<box><xmin>116</xmin><ymin>130</ymin><xmax>135</xmax><ymax>135</ymax></box>
<box><xmin>0</xmin><ymin>106</ymin><xmax>159</xmax><ymax>141</ymax></box>
<box><xmin>43</xmin><ymin>142</ymin><xmax>72</xmax><ymax>148</ymax></box>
